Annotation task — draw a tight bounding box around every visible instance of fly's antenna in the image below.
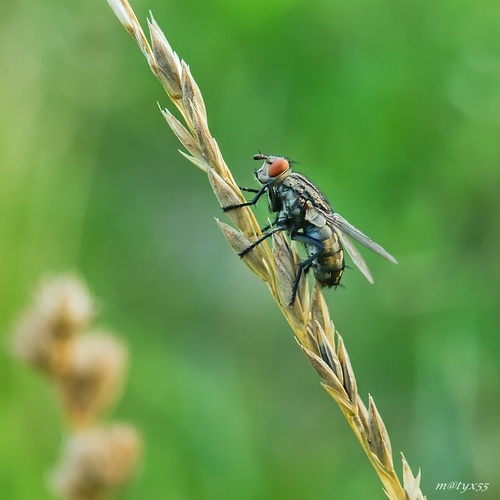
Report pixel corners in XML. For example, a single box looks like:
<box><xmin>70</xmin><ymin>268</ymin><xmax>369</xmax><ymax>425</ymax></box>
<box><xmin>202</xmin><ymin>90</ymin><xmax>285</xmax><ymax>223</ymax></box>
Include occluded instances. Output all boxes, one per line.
<box><xmin>253</xmin><ymin>152</ymin><xmax>267</xmax><ymax>161</ymax></box>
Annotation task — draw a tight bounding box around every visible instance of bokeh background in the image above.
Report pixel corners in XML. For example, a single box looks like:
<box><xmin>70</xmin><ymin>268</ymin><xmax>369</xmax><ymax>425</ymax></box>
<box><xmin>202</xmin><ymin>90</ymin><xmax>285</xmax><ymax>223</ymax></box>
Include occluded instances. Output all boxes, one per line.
<box><xmin>1</xmin><ymin>0</ymin><xmax>499</xmax><ymax>498</ymax></box>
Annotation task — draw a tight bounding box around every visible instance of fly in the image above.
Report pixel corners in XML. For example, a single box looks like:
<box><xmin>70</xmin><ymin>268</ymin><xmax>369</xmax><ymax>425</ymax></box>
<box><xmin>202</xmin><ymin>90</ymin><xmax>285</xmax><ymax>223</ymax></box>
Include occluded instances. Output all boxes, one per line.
<box><xmin>223</xmin><ymin>153</ymin><xmax>397</xmax><ymax>306</ymax></box>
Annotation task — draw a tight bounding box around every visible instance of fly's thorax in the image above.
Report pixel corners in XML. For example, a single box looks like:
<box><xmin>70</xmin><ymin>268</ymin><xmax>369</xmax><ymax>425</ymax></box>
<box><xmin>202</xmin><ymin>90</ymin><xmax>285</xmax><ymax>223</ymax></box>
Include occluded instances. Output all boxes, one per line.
<box><xmin>284</xmin><ymin>173</ymin><xmax>333</xmax><ymax>215</ymax></box>
<box><xmin>273</xmin><ymin>183</ymin><xmax>306</xmax><ymax>223</ymax></box>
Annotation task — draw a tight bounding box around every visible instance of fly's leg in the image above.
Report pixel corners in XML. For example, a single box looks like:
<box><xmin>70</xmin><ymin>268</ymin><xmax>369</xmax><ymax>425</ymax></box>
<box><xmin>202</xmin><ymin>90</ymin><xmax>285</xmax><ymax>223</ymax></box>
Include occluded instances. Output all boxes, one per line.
<box><xmin>288</xmin><ymin>233</ymin><xmax>325</xmax><ymax>306</ymax></box>
<box><xmin>222</xmin><ymin>184</ymin><xmax>268</xmax><ymax>212</ymax></box>
<box><xmin>238</xmin><ymin>225</ymin><xmax>286</xmax><ymax>257</ymax></box>
<box><xmin>261</xmin><ymin>214</ymin><xmax>280</xmax><ymax>233</ymax></box>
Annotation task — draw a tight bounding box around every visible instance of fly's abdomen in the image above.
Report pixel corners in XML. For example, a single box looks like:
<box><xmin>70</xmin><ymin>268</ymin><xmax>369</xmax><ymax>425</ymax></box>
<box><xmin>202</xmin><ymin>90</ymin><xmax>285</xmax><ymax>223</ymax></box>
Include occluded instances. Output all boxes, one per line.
<box><xmin>305</xmin><ymin>225</ymin><xmax>344</xmax><ymax>287</ymax></box>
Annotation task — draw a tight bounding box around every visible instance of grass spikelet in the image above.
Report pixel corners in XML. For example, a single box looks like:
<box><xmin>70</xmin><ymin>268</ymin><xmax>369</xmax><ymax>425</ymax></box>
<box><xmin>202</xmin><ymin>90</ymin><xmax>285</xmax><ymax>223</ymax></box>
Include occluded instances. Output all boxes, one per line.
<box><xmin>59</xmin><ymin>332</ymin><xmax>128</xmax><ymax>427</ymax></box>
<box><xmin>50</xmin><ymin>424</ymin><xmax>142</xmax><ymax>500</ymax></box>
<box><xmin>271</xmin><ymin>231</ymin><xmax>299</xmax><ymax>307</ymax></box>
<box><xmin>11</xmin><ymin>275</ymin><xmax>94</xmax><ymax>375</ymax></box>
<box><xmin>208</xmin><ymin>168</ymin><xmax>258</xmax><ymax>238</ymax></box>
<box><xmin>216</xmin><ymin>219</ymin><xmax>270</xmax><ymax>282</ymax></box>
<box><xmin>106</xmin><ymin>1</ymin><xmax>425</xmax><ymax>497</ymax></box>
<box><xmin>402</xmin><ymin>454</ymin><xmax>425</xmax><ymax>500</ymax></box>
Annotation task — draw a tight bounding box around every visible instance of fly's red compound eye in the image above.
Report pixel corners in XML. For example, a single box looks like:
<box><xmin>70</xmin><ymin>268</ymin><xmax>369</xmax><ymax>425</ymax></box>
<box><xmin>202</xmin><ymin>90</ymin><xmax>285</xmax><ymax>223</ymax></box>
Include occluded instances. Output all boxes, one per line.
<box><xmin>268</xmin><ymin>158</ymin><xmax>289</xmax><ymax>177</ymax></box>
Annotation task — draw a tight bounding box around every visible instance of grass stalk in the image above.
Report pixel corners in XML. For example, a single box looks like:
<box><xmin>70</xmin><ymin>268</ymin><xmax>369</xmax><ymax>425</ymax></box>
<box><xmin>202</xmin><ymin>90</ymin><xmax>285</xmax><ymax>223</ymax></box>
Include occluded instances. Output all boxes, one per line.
<box><xmin>106</xmin><ymin>1</ymin><xmax>425</xmax><ymax>497</ymax></box>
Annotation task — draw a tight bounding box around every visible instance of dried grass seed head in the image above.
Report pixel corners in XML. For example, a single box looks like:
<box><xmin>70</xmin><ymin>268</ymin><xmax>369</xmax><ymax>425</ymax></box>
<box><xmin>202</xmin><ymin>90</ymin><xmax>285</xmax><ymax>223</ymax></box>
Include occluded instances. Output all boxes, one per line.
<box><xmin>32</xmin><ymin>274</ymin><xmax>94</xmax><ymax>339</ymax></box>
<box><xmin>11</xmin><ymin>274</ymin><xmax>94</xmax><ymax>374</ymax></box>
<box><xmin>59</xmin><ymin>332</ymin><xmax>128</xmax><ymax>428</ymax></box>
<box><xmin>51</xmin><ymin>423</ymin><xmax>142</xmax><ymax>500</ymax></box>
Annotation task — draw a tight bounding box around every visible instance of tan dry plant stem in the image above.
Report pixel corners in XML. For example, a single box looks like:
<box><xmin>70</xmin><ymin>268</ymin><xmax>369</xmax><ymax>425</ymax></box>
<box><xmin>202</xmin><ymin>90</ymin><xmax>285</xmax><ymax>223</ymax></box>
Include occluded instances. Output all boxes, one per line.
<box><xmin>106</xmin><ymin>1</ymin><xmax>425</xmax><ymax>498</ymax></box>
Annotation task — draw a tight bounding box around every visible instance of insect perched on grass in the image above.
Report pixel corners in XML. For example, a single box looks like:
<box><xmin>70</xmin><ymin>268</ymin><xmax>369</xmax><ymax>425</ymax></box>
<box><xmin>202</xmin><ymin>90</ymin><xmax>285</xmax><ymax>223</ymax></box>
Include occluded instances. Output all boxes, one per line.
<box><xmin>223</xmin><ymin>153</ymin><xmax>397</xmax><ymax>306</ymax></box>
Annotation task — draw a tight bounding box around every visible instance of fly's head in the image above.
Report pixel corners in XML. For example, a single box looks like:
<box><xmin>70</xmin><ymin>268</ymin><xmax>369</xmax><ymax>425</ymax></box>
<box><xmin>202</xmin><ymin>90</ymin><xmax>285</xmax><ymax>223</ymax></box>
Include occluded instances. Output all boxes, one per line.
<box><xmin>253</xmin><ymin>154</ymin><xmax>290</xmax><ymax>186</ymax></box>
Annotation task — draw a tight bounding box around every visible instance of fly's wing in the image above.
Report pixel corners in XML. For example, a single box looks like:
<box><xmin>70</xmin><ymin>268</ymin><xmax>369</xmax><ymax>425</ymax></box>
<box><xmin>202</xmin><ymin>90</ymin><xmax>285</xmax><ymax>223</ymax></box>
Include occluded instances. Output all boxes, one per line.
<box><xmin>304</xmin><ymin>201</ymin><xmax>328</xmax><ymax>227</ymax></box>
<box><xmin>335</xmin><ymin>229</ymin><xmax>374</xmax><ymax>284</ymax></box>
<box><xmin>328</xmin><ymin>212</ymin><xmax>398</xmax><ymax>264</ymax></box>
<box><xmin>302</xmin><ymin>200</ymin><xmax>396</xmax><ymax>283</ymax></box>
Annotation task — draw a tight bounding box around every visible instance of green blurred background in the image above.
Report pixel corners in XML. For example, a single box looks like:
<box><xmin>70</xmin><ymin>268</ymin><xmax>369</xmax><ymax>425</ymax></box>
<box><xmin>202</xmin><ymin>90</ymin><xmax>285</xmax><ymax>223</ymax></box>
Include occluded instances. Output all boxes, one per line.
<box><xmin>1</xmin><ymin>0</ymin><xmax>499</xmax><ymax>498</ymax></box>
